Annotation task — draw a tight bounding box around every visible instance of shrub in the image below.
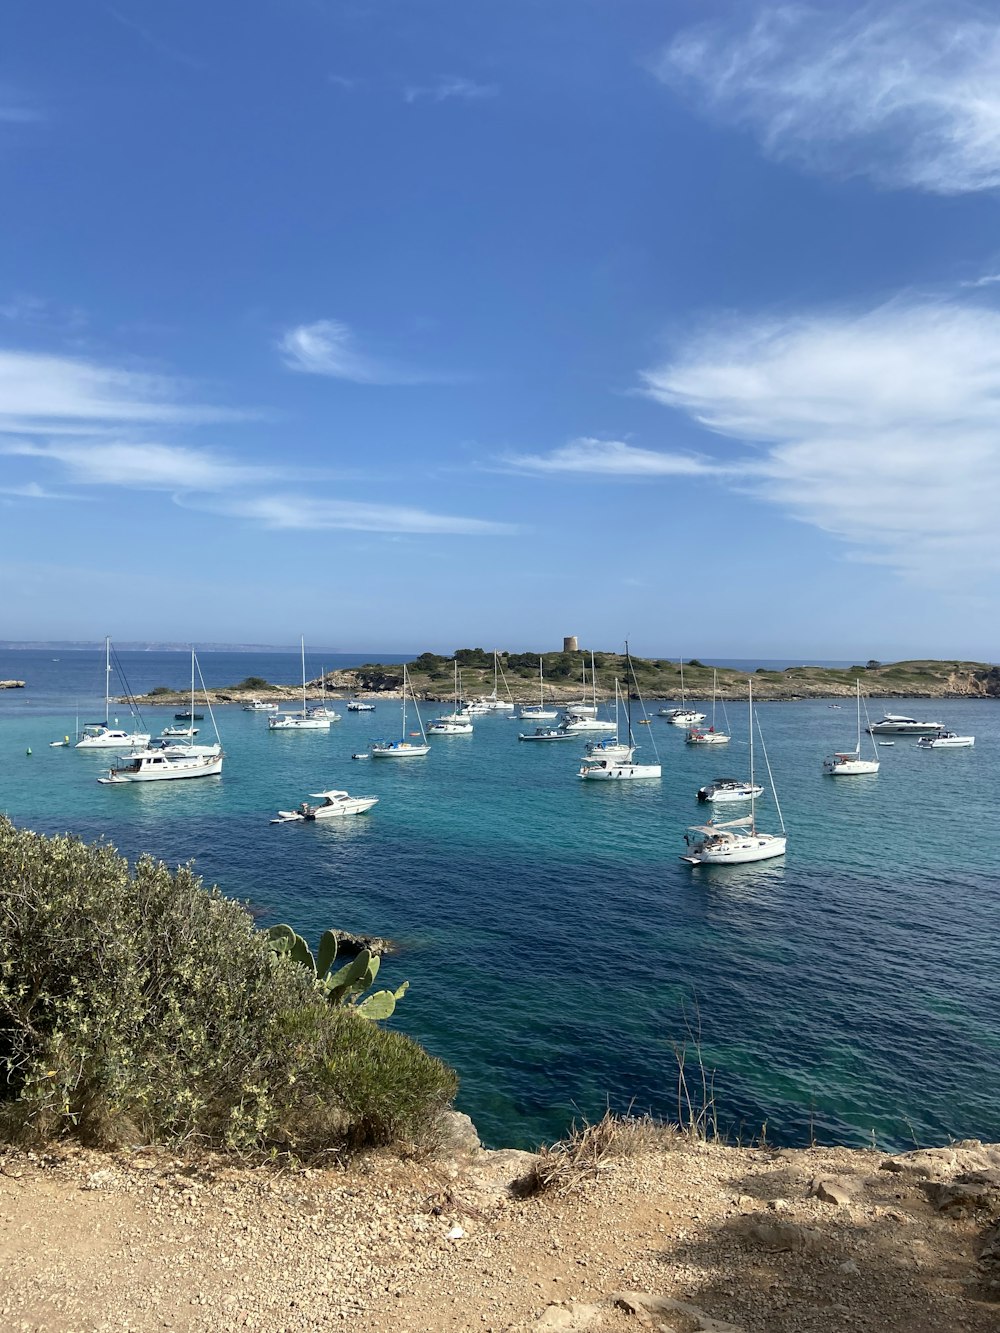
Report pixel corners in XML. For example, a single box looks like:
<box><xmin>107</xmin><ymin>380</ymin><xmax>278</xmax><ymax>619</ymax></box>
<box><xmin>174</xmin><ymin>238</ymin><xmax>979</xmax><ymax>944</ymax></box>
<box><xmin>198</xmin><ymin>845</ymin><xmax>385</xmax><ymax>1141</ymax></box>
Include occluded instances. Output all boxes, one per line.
<box><xmin>0</xmin><ymin>818</ymin><xmax>456</xmax><ymax>1155</ymax></box>
<box><xmin>236</xmin><ymin>675</ymin><xmax>273</xmax><ymax>690</ymax></box>
<box><xmin>148</xmin><ymin>685</ymin><xmax>175</xmax><ymax>696</ymax></box>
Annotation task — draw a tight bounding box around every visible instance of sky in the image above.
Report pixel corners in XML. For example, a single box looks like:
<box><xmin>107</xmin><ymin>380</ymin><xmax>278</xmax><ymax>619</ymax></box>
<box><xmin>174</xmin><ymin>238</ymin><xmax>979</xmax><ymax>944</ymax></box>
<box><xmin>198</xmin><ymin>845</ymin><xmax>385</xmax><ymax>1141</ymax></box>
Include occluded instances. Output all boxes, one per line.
<box><xmin>3</xmin><ymin>0</ymin><xmax>1000</xmax><ymax>660</ymax></box>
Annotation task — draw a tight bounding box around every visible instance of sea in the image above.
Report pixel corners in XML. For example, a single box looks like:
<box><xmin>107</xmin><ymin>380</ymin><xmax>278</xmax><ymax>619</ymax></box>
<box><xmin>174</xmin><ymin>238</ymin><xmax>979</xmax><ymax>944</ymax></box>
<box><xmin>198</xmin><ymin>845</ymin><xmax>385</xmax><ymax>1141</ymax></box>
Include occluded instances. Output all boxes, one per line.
<box><xmin>2</xmin><ymin>648</ymin><xmax>998</xmax><ymax>1152</ymax></box>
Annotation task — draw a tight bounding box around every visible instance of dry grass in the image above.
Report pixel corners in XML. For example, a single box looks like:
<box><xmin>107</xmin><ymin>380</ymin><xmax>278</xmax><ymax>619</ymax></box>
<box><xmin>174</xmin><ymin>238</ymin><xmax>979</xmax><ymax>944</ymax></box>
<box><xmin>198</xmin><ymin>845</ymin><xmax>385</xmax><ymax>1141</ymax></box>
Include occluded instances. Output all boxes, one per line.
<box><xmin>519</xmin><ymin>1110</ymin><xmax>676</xmax><ymax>1197</ymax></box>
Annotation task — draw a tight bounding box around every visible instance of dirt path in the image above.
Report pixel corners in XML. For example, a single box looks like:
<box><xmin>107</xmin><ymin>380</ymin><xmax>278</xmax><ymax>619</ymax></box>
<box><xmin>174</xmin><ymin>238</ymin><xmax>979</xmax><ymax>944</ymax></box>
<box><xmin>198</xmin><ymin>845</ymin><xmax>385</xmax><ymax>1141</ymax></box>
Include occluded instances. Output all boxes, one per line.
<box><xmin>1</xmin><ymin>1133</ymin><xmax>998</xmax><ymax>1332</ymax></box>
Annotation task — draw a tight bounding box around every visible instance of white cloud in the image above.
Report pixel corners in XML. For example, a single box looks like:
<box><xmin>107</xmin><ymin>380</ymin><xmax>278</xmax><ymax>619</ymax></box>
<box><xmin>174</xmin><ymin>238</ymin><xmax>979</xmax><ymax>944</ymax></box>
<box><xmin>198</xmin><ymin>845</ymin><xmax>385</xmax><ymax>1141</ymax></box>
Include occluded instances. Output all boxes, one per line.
<box><xmin>404</xmin><ymin>76</ymin><xmax>498</xmax><ymax>105</ymax></box>
<box><xmin>278</xmin><ymin>319</ymin><xmax>428</xmax><ymax>385</ymax></box>
<box><xmin>0</xmin><ymin>349</ymin><xmax>245</xmax><ymax>429</ymax></box>
<box><xmin>188</xmin><ymin>493</ymin><xmax>516</xmax><ymax>536</ymax></box>
<box><xmin>658</xmin><ymin>4</ymin><xmax>1000</xmax><ymax>194</ymax></box>
<box><xmin>504</xmin><ymin>436</ymin><xmax>727</xmax><ymax>477</ymax></box>
<box><xmin>640</xmin><ymin>300</ymin><xmax>1000</xmax><ymax>580</ymax></box>
<box><xmin>1</xmin><ymin>440</ymin><xmax>277</xmax><ymax>490</ymax></box>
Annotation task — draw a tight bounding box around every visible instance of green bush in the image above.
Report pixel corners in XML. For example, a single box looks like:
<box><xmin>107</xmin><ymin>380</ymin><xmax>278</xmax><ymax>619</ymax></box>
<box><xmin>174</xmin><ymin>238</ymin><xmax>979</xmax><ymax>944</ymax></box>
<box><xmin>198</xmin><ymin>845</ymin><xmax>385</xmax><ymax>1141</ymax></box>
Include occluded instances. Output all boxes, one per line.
<box><xmin>236</xmin><ymin>675</ymin><xmax>273</xmax><ymax>690</ymax></box>
<box><xmin>0</xmin><ymin>819</ymin><xmax>456</xmax><ymax>1155</ymax></box>
<box><xmin>148</xmin><ymin>685</ymin><xmax>175</xmax><ymax>696</ymax></box>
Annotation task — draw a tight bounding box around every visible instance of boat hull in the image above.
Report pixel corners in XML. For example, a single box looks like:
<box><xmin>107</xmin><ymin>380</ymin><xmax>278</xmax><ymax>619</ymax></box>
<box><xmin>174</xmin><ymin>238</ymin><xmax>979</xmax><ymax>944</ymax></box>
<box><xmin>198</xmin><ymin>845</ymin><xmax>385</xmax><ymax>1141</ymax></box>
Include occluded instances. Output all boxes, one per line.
<box><xmin>579</xmin><ymin>762</ymin><xmax>662</xmax><ymax>781</ymax></box>
<box><xmin>99</xmin><ymin>755</ymin><xmax>224</xmax><ymax>783</ymax></box>
<box><xmin>370</xmin><ymin>743</ymin><xmax>430</xmax><ymax>757</ymax></box>
<box><xmin>686</xmin><ymin>732</ymin><xmax>730</xmax><ymax>745</ymax></box>
<box><xmin>682</xmin><ymin>833</ymin><xmax>786</xmax><ymax>864</ymax></box>
<box><xmin>823</xmin><ymin>759</ymin><xmax>880</xmax><ymax>775</ymax></box>
<box><xmin>268</xmin><ymin>716</ymin><xmax>331</xmax><ymax>730</ymax></box>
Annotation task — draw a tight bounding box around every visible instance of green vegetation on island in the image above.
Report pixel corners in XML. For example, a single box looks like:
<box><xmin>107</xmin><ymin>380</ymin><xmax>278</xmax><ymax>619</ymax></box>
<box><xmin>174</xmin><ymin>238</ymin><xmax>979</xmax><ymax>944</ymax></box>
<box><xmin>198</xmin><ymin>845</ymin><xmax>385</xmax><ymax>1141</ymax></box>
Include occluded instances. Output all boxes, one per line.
<box><xmin>128</xmin><ymin>652</ymin><xmax>1000</xmax><ymax>705</ymax></box>
<box><xmin>0</xmin><ymin>818</ymin><xmax>456</xmax><ymax>1156</ymax></box>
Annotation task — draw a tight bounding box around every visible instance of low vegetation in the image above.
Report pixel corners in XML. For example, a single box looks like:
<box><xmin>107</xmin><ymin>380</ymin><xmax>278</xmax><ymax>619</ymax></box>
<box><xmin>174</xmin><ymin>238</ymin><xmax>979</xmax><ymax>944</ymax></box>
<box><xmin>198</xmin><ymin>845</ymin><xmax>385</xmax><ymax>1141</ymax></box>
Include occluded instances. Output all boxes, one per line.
<box><xmin>0</xmin><ymin>818</ymin><xmax>456</xmax><ymax>1157</ymax></box>
<box><xmin>521</xmin><ymin>1110</ymin><xmax>673</xmax><ymax>1196</ymax></box>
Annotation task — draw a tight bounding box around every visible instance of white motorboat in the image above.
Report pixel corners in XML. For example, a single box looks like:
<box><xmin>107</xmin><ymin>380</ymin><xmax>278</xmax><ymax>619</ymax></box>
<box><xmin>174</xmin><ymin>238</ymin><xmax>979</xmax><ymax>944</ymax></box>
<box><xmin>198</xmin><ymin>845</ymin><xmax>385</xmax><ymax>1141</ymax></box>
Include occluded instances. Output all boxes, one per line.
<box><xmin>518</xmin><ymin>726</ymin><xmax>576</xmax><ymax>742</ymax></box>
<box><xmin>683</xmin><ymin>680</ymin><xmax>785</xmax><ymax>864</ymax></box>
<box><xmin>868</xmin><ymin>712</ymin><xmax>943</xmax><ymax>736</ymax></box>
<box><xmin>659</xmin><ymin>659</ymin><xmax>706</xmax><ymax>726</ymax></box>
<box><xmin>696</xmin><ymin>778</ymin><xmax>764</xmax><ymax>803</ymax></box>
<box><xmin>371</xmin><ymin>665</ymin><xmax>430</xmax><ymax>757</ymax></box>
<box><xmin>243</xmin><ymin>698</ymin><xmax>279</xmax><ymax>712</ymax></box>
<box><xmin>561</xmin><ymin>715</ymin><xmax>617</xmax><ymax>734</ymax></box>
<box><xmin>686</xmin><ymin>670</ymin><xmax>729</xmax><ymax>745</ymax></box>
<box><xmin>519</xmin><ymin>656</ymin><xmax>558</xmax><ymax>721</ymax></box>
<box><xmin>99</xmin><ymin>650</ymin><xmax>224</xmax><ymax>784</ymax></box>
<box><xmin>916</xmin><ymin>731</ymin><xmax>975</xmax><ymax>748</ymax></box>
<box><xmin>74</xmin><ymin>637</ymin><xmax>150</xmax><ymax>750</ymax></box>
<box><xmin>160</xmin><ymin>723</ymin><xmax>198</xmax><ymax>738</ymax></box>
<box><xmin>823</xmin><ymin>680</ymin><xmax>880</xmax><ymax>776</ymax></box>
<box><xmin>428</xmin><ymin>662</ymin><xmax>475</xmax><ymax>734</ymax></box>
<box><xmin>99</xmin><ymin>747</ymin><xmax>223</xmax><ymax>783</ymax></box>
<box><xmin>579</xmin><ymin>652</ymin><xmax>662</xmax><ymax>781</ymax></box>
<box><xmin>347</xmin><ymin>700</ymin><xmax>376</xmax><ymax>712</ymax></box>
<box><xmin>269</xmin><ymin>638</ymin><xmax>334</xmax><ymax>730</ymax></box>
<box><xmin>271</xmin><ymin>789</ymin><xmax>378</xmax><ymax>822</ymax></box>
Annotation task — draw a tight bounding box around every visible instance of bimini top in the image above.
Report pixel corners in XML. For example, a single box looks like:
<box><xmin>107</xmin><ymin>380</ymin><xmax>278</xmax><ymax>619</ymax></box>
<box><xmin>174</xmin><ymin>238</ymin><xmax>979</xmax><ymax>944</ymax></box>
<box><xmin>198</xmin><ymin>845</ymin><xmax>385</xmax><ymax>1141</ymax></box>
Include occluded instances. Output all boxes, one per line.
<box><xmin>309</xmin><ymin>790</ymin><xmax>351</xmax><ymax>799</ymax></box>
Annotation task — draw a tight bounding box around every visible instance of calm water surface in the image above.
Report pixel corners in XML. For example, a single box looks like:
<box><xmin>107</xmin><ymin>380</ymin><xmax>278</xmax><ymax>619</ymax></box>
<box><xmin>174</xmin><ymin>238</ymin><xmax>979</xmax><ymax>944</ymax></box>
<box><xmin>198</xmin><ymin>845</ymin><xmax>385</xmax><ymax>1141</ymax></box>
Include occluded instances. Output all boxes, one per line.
<box><xmin>2</xmin><ymin>649</ymin><xmax>998</xmax><ymax>1150</ymax></box>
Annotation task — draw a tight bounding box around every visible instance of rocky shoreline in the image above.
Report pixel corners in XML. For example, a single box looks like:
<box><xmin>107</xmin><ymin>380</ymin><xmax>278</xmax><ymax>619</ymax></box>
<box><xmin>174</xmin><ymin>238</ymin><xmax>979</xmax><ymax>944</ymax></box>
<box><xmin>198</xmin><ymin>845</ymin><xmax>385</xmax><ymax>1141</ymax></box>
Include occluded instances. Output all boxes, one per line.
<box><xmin>2</xmin><ymin>1125</ymin><xmax>998</xmax><ymax>1331</ymax></box>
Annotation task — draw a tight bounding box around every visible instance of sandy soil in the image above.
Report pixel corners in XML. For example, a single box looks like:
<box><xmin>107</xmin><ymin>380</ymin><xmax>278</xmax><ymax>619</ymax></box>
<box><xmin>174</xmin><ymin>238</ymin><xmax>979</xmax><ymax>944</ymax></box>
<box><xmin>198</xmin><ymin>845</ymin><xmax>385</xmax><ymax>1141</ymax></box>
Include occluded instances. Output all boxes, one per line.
<box><xmin>1</xmin><ymin>1128</ymin><xmax>998</xmax><ymax>1332</ymax></box>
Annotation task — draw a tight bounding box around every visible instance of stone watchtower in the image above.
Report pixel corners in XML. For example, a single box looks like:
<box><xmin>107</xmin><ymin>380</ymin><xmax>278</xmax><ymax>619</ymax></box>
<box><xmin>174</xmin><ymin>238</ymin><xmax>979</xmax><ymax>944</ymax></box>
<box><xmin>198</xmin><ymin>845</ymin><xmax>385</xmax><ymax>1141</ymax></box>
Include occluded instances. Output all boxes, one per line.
<box><xmin>563</xmin><ymin>635</ymin><xmax>579</xmax><ymax>653</ymax></box>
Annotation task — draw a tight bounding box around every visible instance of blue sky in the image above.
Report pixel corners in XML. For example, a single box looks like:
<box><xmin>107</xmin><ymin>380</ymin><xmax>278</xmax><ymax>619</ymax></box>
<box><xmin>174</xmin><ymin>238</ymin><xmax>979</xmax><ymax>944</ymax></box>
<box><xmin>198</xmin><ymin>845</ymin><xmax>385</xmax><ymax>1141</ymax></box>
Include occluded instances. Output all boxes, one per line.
<box><xmin>3</xmin><ymin>0</ymin><xmax>1000</xmax><ymax>659</ymax></box>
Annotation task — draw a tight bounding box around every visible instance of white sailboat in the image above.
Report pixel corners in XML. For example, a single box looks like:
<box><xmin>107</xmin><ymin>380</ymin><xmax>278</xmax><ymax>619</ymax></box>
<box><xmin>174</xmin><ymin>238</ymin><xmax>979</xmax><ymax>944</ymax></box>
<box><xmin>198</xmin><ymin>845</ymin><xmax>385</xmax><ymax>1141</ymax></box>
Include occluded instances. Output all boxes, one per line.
<box><xmin>579</xmin><ymin>650</ymin><xmax>661</xmax><ymax>781</ymax></box>
<box><xmin>519</xmin><ymin>657</ymin><xmax>558</xmax><ymax>721</ymax></box>
<box><xmin>471</xmin><ymin>650</ymin><xmax>516</xmax><ymax>713</ymax></box>
<box><xmin>561</xmin><ymin>651</ymin><xmax>615</xmax><ymax>732</ymax></box>
<box><xmin>658</xmin><ymin>659</ymin><xmax>706</xmax><ymax>726</ymax></box>
<box><xmin>371</xmin><ymin>665</ymin><xmax>430</xmax><ymax>757</ymax></box>
<box><xmin>428</xmin><ymin>662</ymin><xmax>474</xmax><ymax>734</ymax></box>
<box><xmin>74</xmin><ymin>637</ymin><xmax>150</xmax><ymax>750</ymax></box>
<box><xmin>686</xmin><ymin>669</ymin><xmax>730</xmax><ymax>745</ymax></box>
<box><xmin>269</xmin><ymin>638</ymin><xmax>333</xmax><ymax>730</ymax></box>
<box><xmin>682</xmin><ymin>680</ymin><xmax>786</xmax><ymax>864</ymax></box>
<box><xmin>99</xmin><ymin>650</ymin><xmax>224</xmax><ymax>783</ymax></box>
<box><xmin>823</xmin><ymin>680</ymin><xmax>880</xmax><ymax>776</ymax></box>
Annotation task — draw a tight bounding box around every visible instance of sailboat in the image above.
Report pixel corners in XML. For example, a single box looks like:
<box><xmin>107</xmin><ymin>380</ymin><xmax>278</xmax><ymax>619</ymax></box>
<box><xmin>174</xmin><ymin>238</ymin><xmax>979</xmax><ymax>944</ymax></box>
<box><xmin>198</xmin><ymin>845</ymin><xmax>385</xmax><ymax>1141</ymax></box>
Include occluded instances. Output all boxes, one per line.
<box><xmin>269</xmin><ymin>638</ymin><xmax>333</xmax><ymax>730</ymax></box>
<box><xmin>468</xmin><ymin>650</ymin><xmax>515</xmax><ymax>713</ymax></box>
<box><xmin>658</xmin><ymin>660</ymin><xmax>706</xmax><ymax>726</ymax></box>
<box><xmin>519</xmin><ymin>657</ymin><xmax>558</xmax><ymax>721</ymax></box>
<box><xmin>98</xmin><ymin>650</ymin><xmax>224</xmax><ymax>783</ymax></box>
<box><xmin>371</xmin><ymin>665</ymin><xmax>430</xmax><ymax>757</ymax></box>
<box><xmin>686</xmin><ymin>669</ymin><xmax>730</xmax><ymax>745</ymax></box>
<box><xmin>579</xmin><ymin>648</ymin><xmax>662</xmax><ymax>780</ymax></box>
<box><xmin>428</xmin><ymin>662</ymin><xmax>474</xmax><ymax>734</ymax></box>
<box><xmin>74</xmin><ymin>637</ymin><xmax>150</xmax><ymax>750</ymax></box>
<box><xmin>682</xmin><ymin>680</ymin><xmax>786</xmax><ymax>864</ymax></box>
<box><xmin>561</xmin><ymin>651</ymin><xmax>615</xmax><ymax>732</ymax></box>
<box><xmin>823</xmin><ymin>680</ymin><xmax>880</xmax><ymax>775</ymax></box>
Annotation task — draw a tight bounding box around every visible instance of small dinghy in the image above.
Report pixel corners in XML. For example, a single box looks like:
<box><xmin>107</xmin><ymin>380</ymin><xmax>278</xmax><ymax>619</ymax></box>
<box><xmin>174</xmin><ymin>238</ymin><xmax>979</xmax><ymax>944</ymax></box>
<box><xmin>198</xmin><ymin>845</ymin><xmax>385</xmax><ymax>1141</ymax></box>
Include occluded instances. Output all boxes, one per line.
<box><xmin>351</xmin><ymin>752</ymin><xmax>370</xmax><ymax>760</ymax></box>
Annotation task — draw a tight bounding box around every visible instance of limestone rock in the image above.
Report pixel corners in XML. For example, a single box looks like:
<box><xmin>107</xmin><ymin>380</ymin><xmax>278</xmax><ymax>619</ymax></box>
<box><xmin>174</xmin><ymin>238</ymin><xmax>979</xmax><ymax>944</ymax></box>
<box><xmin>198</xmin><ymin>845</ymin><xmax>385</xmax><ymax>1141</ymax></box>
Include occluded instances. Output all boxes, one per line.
<box><xmin>731</xmin><ymin>1216</ymin><xmax>823</xmax><ymax>1252</ymax></box>
<box><xmin>809</xmin><ymin>1176</ymin><xmax>855</xmax><ymax>1207</ymax></box>
<box><xmin>881</xmin><ymin>1142</ymin><xmax>1000</xmax><ymax>1181</ymax></box>
<box><xmin>532</xmin><ymin>1302</ymin><xmax>605</xmax><ymax>1330</ymax></box>
<box><xmin>613</xmin><ymin>1292</ymin><xmax>745</xmax><ymax>1332</ymax></box>
<box><xmin>922</xmin><ymin>1178</ymin><xmax>1000</xmax><ymax>1212</ymax></box>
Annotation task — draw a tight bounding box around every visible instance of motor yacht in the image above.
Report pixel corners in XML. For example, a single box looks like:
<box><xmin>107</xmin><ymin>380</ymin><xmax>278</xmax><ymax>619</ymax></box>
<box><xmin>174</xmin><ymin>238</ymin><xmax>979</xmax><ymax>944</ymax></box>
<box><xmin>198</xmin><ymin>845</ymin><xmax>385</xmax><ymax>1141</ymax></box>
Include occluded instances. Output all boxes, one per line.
<box><xmin>916</xmin><ymin>731</ymin><xmax>974</xmax><ymax>748</ymax></box>
<box><xmin>867</xmin><ymin>713</ymin><xmax>943</xmax><ymax>736</ymax></box>
<box><xmin>271</xmin><ymin>789</ymin><xmax>379</xmax><ymax>822</ymax></box>
<box><xmin>697</xmin><ymin>777</ymin><xmax>763</xmax><ymax>803</ymax></box>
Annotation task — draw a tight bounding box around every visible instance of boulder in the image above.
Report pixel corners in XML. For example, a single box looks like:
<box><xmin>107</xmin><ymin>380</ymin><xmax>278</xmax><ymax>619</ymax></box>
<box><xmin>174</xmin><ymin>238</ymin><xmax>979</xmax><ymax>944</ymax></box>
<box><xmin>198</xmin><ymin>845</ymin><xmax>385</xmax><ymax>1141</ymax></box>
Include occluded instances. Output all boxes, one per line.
<box><xmin>881</xmin><ymin>1142</ymin><xmax>1000</xmax><ymax>1180</ymax></box>
<box><xmin>809</xmin><ymin>1176</ymin><xmax>856</xmax><ymax>1207</ymax></box>
<box><xmin>613</xmin><ymin>1293</ymin><xmax>746</xmax><ymax>1332</ymax></box>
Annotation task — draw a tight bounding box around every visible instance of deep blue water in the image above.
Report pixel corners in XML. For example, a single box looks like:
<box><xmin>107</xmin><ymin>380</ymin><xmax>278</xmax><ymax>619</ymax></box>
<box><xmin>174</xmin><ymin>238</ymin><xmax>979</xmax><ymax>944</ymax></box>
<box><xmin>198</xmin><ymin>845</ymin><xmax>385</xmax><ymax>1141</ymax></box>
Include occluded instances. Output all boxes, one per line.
<box><xmin>2</xmin><ymin>649</ymin><xmax>998</xmax><ymax>1151</ymax></box>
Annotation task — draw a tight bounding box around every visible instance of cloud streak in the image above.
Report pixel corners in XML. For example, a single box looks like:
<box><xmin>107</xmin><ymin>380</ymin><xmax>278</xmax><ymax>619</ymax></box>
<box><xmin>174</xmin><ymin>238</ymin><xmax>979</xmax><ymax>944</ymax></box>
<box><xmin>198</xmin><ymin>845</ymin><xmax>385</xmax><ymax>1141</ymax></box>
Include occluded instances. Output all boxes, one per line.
<box><xmin>403</xmin><ymin>76</ymin><xmax>498</xmax><ymax>105</ymax></box>
<box><xmin>657</xmin><ymin>4</ymin><xmax>1000</xmax><ymax>194</ymax></box>
<box><xmin>278</xmin><ymin>319</ymin><xmax>432</xmax><ymax>385</ymax></box>
<box><xmin>185</xmin><ymin>493</ymin><xmax>516</xmax><ymax>536</ymax></box>
<box><xmin>505</xmin><ymin>437</ymin><xmax>727</xmax><ymax>477</ymax></box>
<box><xmin>640</xmin><ymin>300</ymin><xmax>1000</xmax><ymax>580</ymax></box>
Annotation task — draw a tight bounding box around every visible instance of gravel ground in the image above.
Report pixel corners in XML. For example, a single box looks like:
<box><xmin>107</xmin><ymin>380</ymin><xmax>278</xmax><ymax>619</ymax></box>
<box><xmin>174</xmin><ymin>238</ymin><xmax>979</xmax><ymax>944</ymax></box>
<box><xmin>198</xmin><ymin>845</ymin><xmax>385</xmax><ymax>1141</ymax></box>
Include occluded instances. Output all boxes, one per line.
<box><xmin>2</xmin><ymin>1129</ymin><xmax>998</xmax><ymax>1332</ymax></box>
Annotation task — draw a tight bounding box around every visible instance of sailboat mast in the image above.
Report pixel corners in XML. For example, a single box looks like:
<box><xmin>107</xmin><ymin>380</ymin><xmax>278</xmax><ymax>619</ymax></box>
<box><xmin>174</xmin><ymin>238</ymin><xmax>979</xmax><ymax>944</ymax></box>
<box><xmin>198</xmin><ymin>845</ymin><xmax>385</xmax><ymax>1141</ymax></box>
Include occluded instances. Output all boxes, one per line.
<box><xmin>624</xmin><ymin>642</ymin><xmax>633</xmax><ymax>744</ymax></box>
<box><xmin>104</xmin><ymin>635</ymin><xmax>111</xmax><ymax>726</ymax></box>
<box><xmin>538</xmin><ymin>656</ymin><xmax>543</xmax><ymax>707</ymax></box>
<box><xmin>748</xmin><ymin>679</ymin><xmax>756</xmax><ymax>830</ymax></box>
<box><xmin>402</xmin><ymin>665</ymin><xmax>407</xmax><ymax>738</ymax></box>
<box><xmin>300</xmin><ymin>636</ymin><xmax>306</xmax><ymax>715</ymax></box>
<box><xmin>856</xmin><ymin>678</ymin><xmax>862</xmax><ymax>755</ymax></box>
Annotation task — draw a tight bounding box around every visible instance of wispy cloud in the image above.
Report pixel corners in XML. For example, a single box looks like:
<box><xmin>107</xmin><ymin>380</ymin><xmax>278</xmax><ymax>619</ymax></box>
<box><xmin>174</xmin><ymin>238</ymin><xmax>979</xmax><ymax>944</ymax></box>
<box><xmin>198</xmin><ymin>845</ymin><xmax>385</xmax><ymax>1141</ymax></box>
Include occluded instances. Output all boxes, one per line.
<box><xmin>0</xmin><ymin>349</ymin><xmax>246</xmax><ymax>430</ymax></box>
<box><xmin>0</xmin><ymin>84</ymin><xmax>42</xmax><ymax>124</ymax></box>
<box><xmin>657</xmin><ymin>4</ymin><xmax>1000</xmax><ymax>193</ymax></box>
<box><xmin>185</xmin><ymin>493</ymin><xmax>516</xmax><ymax>536</ymax></box>
<box><xmin>1</xmin><ymin>439</ymin><xmax>278</xmax><ymax>490</ymax></box>
<box><xmin>961</xmin><ymin>272</ymin><xmax>1000</xmax><ymax>288</ymax></box>
<box><xmin>403</xmin><ymin>76</ymin><xmax>498</xmax><ymax>105</ymax></box>
<box><xmin>640</xmin><ymin>300</ymin><xmax>1000</xmax><ymax>580</ymax></box>
<box><xmin>278</xmin><ymin>318</ymin><xmax>432</xmax><ymax>385</ymax></box>
<box><xmin>504</xmin><ymin>436</ymin><xmax>727</xmax><ymax>477</ymax></box>
<box><xmin>0</xmin><ymin>481</ymin><xmax>81</xmax><ymax>501</ymax></box>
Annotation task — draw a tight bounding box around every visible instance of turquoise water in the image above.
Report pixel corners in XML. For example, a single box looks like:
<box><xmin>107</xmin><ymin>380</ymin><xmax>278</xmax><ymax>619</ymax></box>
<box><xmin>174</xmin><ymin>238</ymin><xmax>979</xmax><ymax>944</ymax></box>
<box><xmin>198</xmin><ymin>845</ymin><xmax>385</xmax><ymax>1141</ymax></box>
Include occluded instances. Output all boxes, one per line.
<box><xmin>2</xmin><ymin>651</ymin><xmax>999</xmax><ymax>1150</ymax></box>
